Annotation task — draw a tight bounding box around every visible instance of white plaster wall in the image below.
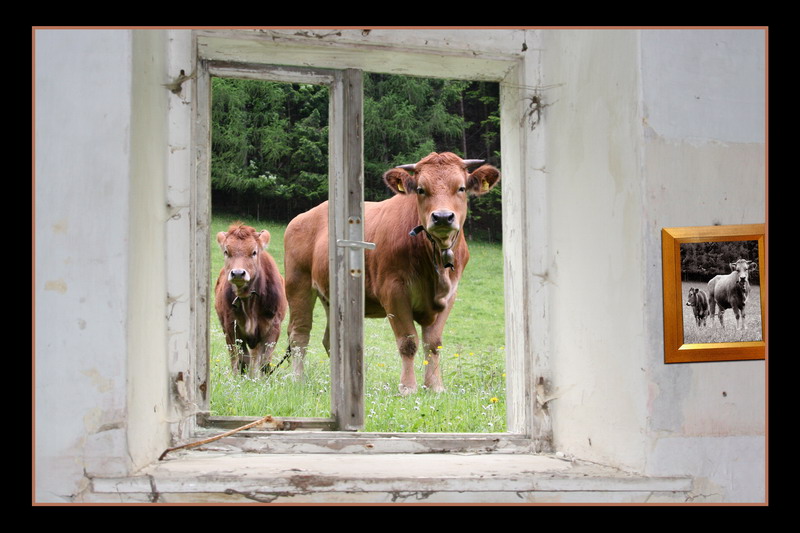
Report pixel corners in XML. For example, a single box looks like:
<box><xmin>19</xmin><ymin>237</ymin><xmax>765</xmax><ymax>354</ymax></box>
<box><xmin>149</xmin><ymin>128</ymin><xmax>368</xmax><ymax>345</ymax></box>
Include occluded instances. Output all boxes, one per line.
<box><xmin>540</xmin><ymin>29</ymin><xmax>766</xmax><ymax>501</ymax></box>
<box><xmin>639</xmin><ymin>29</ymin><xmax>766</xmax><ymax>502</ymax></box>
<box><xmin>541</xmin><ymin>29</ymin><xmax>650</xmax><ymax>472</ymax></box>
<box><xmin>34</xmin><ymin>29</ymin><xmax>173</xmax><ymax>502</ymax></box>
<box><xmin>35</xmin><ymin>30</ymin><xmax>135</xmax><ymax>501</ymax></box>
<box><xmin>126</xmin><ymin>30</ymin><xmax>172</xmax><ymax>473</ymax></box>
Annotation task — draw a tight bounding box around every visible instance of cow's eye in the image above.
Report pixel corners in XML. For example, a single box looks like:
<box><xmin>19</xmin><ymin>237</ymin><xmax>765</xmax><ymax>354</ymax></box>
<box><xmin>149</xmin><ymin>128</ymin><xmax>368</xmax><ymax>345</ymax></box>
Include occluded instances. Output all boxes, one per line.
<box><xmin>416</xmin><ymin>187</ymin><xmax>425</xmax><ymax>195</ymax></box>
<box><xmin>252</xmin><ymin>250</ymin><xmax>258</xmax><ymax>257</ymax></box>
<box><xmin>458</xmin><ymin>186</ymin><xmax>466</xmax><ymax>193</ymax></box>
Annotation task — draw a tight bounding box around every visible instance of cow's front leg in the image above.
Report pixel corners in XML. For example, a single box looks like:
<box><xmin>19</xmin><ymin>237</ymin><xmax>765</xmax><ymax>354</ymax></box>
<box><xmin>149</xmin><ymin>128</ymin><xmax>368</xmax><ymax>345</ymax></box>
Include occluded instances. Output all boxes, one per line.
<box><xmin>385</xmin><ymin>302</ymin><xmax>419</xmax><ymax>396</ymax></box>
<box><xmin>421</xmin><ymin>341</ymin><xmax>444</xmax><ymax>393</ymax></box>
<box><xmin>734</xmin><ymin>307</ymin><xmax>745</xmax><ymax>330</ymax></box>
<box><xmin>229</xmin><ymin>348</ymin><xmax>242</xmax><ymax>375</ymax></box>
<box><xmin>260</xmin><ymin>317</ymin><xmax>281</xmax><ymax>374</ymax></box>
<box><xmin>224</xmin><ymin>325</ymin><xmax>243</xmax><ymax>374</ymax></box>
<box><xmin>396</xmin><ymin>332</ymin><xmax>419</xmax><ymax>396</ymax></box>
<box><xmin>247</xmin><ymin>345</ymin><xmax>263</xmax><ymax>379</ymax></box>
<box><xmin>422</xmin><ymin>318</ymin><xmax>452</xmax><ymax>394</ymax></box>
<box><xmin>420</xmin><ymin>289</ymin><xmax>457</xmax><ymax>393</ymax></box>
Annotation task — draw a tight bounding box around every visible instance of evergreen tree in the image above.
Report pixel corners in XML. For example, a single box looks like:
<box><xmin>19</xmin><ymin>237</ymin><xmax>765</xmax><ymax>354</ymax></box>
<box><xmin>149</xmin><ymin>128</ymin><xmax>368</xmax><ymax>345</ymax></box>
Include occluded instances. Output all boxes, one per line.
<box><xmin>210</xmin><ymin>74</ymin><xmax>503</xmax><ymax>240</ymax></box>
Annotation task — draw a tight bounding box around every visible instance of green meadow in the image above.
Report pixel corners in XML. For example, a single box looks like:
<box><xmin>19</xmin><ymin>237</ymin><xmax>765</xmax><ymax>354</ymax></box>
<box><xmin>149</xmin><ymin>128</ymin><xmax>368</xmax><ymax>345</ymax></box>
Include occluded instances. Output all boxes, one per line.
<box><xmin>209</xmin><ymin>213</ymin><xmax>507</xmax><ymax>433</ymax></box>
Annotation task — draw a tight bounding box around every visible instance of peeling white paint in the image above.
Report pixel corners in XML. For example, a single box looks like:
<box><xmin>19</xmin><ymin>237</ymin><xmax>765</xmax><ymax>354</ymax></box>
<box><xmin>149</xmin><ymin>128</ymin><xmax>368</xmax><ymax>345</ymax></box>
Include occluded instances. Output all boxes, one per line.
<box><xmin>44</xmin><ymin>279</ymin><xmax>67</xmax><ymax>293</ymax></box>
<box><xmin>81</xmin><ymin>369</ymin><xmax>114</xmax><ymax>394</ymax></box>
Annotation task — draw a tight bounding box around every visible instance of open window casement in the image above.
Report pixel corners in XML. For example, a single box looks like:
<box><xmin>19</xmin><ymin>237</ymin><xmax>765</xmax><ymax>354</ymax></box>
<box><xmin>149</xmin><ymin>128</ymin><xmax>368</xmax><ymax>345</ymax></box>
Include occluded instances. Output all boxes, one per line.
<box><xmin>172</xmin><ymin>30</ymin><xmax>547</xmax><ymax>454</ymax></box>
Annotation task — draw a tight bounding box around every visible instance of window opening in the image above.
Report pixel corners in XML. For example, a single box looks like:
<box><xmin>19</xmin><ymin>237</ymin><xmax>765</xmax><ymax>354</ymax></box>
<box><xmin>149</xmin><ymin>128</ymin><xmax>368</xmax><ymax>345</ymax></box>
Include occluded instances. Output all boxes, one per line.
<box><xmin>198</xmin><ymin>63</ymin><xmax>363</xmax><ymax>432</ymax></box>
<box><xmin>359</xmin><ymin>74</ymin><xmax>505</xmax><ymax>433</ymax></box>
<box><xmin>209</xmin><ymin>76</ymin><xmax>333</xmax><ymax>421</ymax></box>
<box><xmin>205</xmin><ymin>69</ymin><xmax>505</xmax><ymax>434</ymax></box>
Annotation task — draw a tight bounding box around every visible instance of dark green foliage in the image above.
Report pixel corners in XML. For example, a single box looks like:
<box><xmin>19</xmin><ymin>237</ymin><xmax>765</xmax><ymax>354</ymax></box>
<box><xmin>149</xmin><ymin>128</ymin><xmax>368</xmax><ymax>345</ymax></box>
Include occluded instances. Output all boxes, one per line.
<box><xmin>211</xmin><ymin>74</ymin><xmax>503</xmax><ymax>239</ymax></box>
<box><xmin>680</xmin><ymin>240</ymin><xmax>760</xmax><ymax>284</ymax></box>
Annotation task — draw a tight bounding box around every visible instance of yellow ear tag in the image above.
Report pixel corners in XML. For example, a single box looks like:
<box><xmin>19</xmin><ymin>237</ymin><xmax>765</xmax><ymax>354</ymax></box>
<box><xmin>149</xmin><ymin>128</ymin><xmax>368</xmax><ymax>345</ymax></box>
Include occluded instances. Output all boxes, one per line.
<box><xmin>481</xmin><ymin>179</ymin><xmax>490</xmax><ymax>192</ymax></box>
<box><xmin>397</xmin><ymin>182</ymin><xmax>405</xmax><ymax>192</ymax></box>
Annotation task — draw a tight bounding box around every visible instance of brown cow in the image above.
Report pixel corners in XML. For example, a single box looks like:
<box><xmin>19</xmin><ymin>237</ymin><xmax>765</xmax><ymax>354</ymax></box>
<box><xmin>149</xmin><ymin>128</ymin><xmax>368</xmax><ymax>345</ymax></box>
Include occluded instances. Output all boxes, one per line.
<box><xmin>707</xmin><ymin>258</ymin><xmax>757</xmax><ymax>330</ymax></box>
<box><xmin>215</xmin><ymin>223</ymin><xmax>287</xmax><ymax>378</ymax></box>
<box><xmin>283</xmin><ymin>152</ymin><xmax>500</xmax><ymax>395</ymax></box>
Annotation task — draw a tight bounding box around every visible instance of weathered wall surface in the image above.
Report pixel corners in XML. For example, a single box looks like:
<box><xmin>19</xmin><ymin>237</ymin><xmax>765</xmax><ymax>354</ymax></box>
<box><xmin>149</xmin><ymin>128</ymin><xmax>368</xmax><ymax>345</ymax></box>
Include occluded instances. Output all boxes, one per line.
<box><xmin>35</xmin><ymin>30</ymin><xmax>136</xmax><ymax>501</ymax></box>
<box><xmin>540</xmin><ymin>29</ymin><xmax>766</xmax><ymax>501</ymax></box>
<box><xmin>539</xmin><ymin>29</ymin><xmax>650</xmax><ymax>472</ymax></box>
<box><xmin>126</xmin><ymin>29</ymin><xmax>172</xmax><ymax>473</ymax></box>
<box><xmin>638</xmin><ymin>29</ymin><xmax>766</xmax><ymax>502</ymax></box>
<box><xmin>34</xmin><ymin>29</ymin><xmax>174</xmax><ymax>502</ymax></box>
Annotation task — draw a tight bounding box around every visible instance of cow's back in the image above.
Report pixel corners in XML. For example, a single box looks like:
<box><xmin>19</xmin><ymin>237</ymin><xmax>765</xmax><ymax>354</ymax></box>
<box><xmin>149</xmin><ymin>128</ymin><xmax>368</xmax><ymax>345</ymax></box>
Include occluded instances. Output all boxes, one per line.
<box><xmin>284</xmin><ymin>201</ymin><xmax>330</xmax><ymax>285</ymax></box>
<box><xmin>708</xmin><ymin>274</ymin><xmax>726</xmax><ymax>304</ymax></box>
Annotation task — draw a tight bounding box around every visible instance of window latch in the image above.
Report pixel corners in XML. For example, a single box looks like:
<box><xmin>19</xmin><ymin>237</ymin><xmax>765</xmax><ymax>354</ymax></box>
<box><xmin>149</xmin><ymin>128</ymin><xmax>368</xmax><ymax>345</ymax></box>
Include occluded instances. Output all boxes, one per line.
<box><xmin>336</xmin><ymin>216</ymin><xmax>375</xmax><ymax>278</ymax></box>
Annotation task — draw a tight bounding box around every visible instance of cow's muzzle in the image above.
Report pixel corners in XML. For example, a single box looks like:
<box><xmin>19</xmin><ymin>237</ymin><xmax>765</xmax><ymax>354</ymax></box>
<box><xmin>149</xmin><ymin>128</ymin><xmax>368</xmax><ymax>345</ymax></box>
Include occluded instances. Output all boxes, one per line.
<box><xmin>228</xmin><ymin>268</ymin><xmax>251</xmax><ymax>286</ymax></box>
<box><xmin>430</xmin><ymin>210</ymin><xmax>456</xmax><ymax>227</ymax></box>
<box><xmin>427</xmin><ymin>210</ymin><xmax>459</xmax><ymax>248</ymax></box>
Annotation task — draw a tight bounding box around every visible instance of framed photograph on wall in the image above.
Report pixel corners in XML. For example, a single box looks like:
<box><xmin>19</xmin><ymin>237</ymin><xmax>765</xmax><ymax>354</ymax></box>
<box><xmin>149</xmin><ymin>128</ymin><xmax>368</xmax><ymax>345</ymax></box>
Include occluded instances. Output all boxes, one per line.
<box><xmin>661</xmin><ymin>224</ymin><xmax>766</xmax><ymax>363</ymax></box>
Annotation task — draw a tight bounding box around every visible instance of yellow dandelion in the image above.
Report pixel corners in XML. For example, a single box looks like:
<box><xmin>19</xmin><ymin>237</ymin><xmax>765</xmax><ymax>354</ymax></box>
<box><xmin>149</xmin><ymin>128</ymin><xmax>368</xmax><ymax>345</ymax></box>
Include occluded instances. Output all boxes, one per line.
<box><xmin>423</xmin><ymin>360</ymin><xmax>429</xmax><ymax>366</ymax></box>
<box><xmin>469</xmin><ymin>352</ymin><xmax>474</xmax><ymax>356</ymax></box>
<box><xmin>437</xmin><ymin>345</ymin><xmax>443</xmax><ymax>350</ymax></box>
<box><xmin>453</xmin><ymin>353</ymin><xmax>460</xmax><ymax>358</ymax></box>
<box><xmin>490</xmin><ymin>397</ymin><xmax>499</xmax><ymax>403</ymax></box>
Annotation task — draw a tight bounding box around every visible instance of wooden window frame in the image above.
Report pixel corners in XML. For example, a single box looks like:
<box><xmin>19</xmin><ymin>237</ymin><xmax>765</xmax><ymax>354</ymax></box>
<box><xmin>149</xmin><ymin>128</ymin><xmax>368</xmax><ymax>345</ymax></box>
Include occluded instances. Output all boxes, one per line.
<box><xmin>196</xmin><ymin>61</ymin><xmax>366</xmax><ymax>431</ymax></box>
<box><xmin>180</xmin><ymin>30</ymin><xmax>546</xmax><ymax>453</ymax></box>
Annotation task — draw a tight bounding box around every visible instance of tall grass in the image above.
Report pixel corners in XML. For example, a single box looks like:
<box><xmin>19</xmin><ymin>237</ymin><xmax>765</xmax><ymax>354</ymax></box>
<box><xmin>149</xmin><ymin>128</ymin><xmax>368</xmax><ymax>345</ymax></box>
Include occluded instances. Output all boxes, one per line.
<box><xmin>681</xmin><ymin>281</ymin><xmax>763</xmax><ymax>344</ymax></box>
<box><xmin>209</xmin><ymin>213</ymin><xmax>507</xmax><ymax>432</ymax></box>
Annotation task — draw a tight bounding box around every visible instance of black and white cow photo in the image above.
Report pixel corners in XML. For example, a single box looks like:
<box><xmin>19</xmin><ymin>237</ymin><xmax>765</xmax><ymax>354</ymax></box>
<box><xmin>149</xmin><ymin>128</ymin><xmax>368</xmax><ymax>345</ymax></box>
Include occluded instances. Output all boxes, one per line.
<box><xmin>679</xmin><ymin>240</ymin><xmax>762</xmax><ymax>344</ymax></box>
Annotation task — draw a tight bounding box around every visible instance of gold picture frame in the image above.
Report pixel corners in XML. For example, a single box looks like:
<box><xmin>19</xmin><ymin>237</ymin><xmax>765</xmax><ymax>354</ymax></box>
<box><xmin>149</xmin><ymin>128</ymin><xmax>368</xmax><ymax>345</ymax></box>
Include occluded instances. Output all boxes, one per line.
<box><xmin>661</xmin><ymin>224</ymin><xmax>766</xmax><ymax>363</ymax></box>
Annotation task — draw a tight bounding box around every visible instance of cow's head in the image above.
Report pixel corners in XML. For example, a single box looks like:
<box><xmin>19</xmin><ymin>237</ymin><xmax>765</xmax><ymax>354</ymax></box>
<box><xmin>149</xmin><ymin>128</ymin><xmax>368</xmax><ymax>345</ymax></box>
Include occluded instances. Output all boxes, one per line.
<box><xmin>730</xmin><ymin>259</ymin><xmax>757</xmax><ymax>288</ymax></box>
<box><xmin>686</xmin><ymin>287</ymin><xmax>699</xmax><ymax>306</ymax></box>
<box><xmin>217</xmin><ymin>223</ymin><xmax>271</xmax><ymax>297</ymax></box>
<box><xmin>383</xmin><ymin>152</ymin><xmax>500</xmax><ymax>249</ymax></box>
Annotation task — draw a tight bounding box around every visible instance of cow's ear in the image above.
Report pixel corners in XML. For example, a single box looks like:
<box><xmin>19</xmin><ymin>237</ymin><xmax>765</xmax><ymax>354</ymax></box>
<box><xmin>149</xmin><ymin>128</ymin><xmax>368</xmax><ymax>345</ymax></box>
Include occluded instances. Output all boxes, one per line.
<box><xmin>383</xmin><ymin>168</ymin><xmax>416</xmax><ymax>195</ymax></box>
<box><xmin>466</xmin><ymin>165</ymin><xmax>500</xmax><ymax>196</ymax></box>
<box><xmin>216</xmin><ymin>232</ymin><xmax>228</xmax><ymax>250</ymax></box>
<box><xmin>257</xmin><ymin>230</ymin><xmax>271</xmax><ymax>249</ymax></box>
<box><xmin>729</xmin><ymin>262</ymin><xmax>736</xmax><ymax>271</ymax></box>
<box><xmin>748</xmin><ymin>261</ymin><xmax>758</xmax><ymax>270</ymax></box>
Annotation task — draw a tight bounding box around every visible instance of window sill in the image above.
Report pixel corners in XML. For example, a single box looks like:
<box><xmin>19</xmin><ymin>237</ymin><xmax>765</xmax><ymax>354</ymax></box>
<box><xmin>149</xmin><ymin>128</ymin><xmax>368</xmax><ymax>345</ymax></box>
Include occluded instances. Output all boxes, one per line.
<box><xmin>89</xmin><ymin>450</ymin><xmax>693</xmax><ymax>503</ymax></box>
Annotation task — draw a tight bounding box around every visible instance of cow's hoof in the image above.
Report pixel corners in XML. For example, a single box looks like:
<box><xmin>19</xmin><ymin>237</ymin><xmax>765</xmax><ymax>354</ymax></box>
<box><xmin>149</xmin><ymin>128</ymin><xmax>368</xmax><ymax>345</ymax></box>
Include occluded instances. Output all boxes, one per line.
<box><xmin>424</xmin><ymin>383</ymin><xmax>446</xmax><ymax>393</ymax></box>
<box><xmin>398</xmin><ymin>384</ymin><xmax>417</xmax><ymax>396</ymax></box>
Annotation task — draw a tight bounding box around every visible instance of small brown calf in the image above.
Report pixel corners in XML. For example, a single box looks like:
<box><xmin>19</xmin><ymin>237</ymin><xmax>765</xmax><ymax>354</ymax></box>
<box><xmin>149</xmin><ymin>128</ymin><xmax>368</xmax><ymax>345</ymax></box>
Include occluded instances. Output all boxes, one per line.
<box><xmin>215</xmin><ymin>223</ymin><xmax>287</xmax><ymax>377</ymax></box>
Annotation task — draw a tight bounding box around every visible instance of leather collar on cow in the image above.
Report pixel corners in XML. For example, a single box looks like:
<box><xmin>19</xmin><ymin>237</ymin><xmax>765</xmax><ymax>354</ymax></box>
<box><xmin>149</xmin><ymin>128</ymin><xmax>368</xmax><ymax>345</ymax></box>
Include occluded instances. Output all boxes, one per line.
<box><xmin>409</xmin><ymin>225</ymin><xmax>457</xmax><ymax>271</ymax></box>
<box><xmin>231</xmin><ymin>290</ymin><xmax>258</xmax><ymax>309</ymax></box>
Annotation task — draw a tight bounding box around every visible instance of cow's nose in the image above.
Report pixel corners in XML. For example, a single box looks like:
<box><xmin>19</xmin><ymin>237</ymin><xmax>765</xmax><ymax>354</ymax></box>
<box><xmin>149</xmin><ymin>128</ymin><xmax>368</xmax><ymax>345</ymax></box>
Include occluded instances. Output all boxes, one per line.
<box><xmin>230</xmin><ymin>269</ymin><xmax>247</xmax><ymax>279</ymax></box>
<box><xmin>431</xmin><ymin>210</ymin><xmax>455</xmax><ymax>226</ymax></box>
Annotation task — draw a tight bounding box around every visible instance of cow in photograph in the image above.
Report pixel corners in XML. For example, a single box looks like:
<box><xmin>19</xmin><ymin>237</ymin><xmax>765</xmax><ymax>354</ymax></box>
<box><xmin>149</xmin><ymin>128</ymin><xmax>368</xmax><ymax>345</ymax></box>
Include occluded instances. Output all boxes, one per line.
<box><xmin>686</xmin><ymin>287</ymin><xmax>710</xmax><ymax>327</ymax></box>
<box><xmin>283</xmin><ymin>152</ymin><xmax>500</xmax><ymax>395</ymax></box>
<box><xmin>707</xmin><ymin>258</ymin><xmax>757</xmax><ymax>330</ymax></box>
<box><xmin>215</xmin><ymin>223</ymin><xmax>287</xmax><ymax>378</ymax></box>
